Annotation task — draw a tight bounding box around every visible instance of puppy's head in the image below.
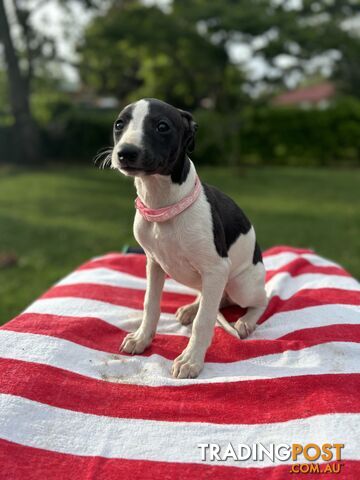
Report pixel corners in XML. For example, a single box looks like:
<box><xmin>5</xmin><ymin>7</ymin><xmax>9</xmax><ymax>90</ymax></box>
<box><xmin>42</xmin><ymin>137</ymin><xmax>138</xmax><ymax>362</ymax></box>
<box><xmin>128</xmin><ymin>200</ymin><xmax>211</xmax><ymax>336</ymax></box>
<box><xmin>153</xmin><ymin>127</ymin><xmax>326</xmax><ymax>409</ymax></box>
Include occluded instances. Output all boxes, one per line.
<box><xmin>111</xmin><ymin>98</ymin><xmax>197</xmax><ymax>180</ymax></box>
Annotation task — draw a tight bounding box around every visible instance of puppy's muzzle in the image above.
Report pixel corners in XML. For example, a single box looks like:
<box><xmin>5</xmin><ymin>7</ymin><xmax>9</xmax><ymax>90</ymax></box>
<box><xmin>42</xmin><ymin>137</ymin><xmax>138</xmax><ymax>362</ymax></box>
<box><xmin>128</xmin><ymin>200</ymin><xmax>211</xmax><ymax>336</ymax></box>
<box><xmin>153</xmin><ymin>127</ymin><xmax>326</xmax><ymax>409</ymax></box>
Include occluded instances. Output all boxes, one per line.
<box><xmin>117</xmin><ymin>143</ymin><xmax>141</xmax><ymax>169</ymax></box>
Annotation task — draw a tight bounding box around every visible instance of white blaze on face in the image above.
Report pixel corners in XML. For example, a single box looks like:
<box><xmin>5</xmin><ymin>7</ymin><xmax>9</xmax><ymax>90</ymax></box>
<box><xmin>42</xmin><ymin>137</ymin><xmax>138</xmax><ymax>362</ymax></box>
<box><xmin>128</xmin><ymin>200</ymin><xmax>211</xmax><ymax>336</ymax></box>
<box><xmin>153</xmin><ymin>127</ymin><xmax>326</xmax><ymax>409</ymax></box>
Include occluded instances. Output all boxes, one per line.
<box><xmin>117</xmin><ymin>99</ymin><xmax>149</xmax><ymax>149</ymax></box>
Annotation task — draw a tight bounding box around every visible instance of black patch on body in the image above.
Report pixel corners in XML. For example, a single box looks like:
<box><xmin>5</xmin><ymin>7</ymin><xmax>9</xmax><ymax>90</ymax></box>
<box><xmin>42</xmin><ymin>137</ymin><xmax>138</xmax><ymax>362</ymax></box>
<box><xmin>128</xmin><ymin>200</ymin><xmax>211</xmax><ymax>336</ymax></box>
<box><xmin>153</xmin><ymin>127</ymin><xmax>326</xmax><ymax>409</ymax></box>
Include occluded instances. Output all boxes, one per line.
<box><xmin>203</xmin><ymin>183</ymin><xmax>262</xmax><ymax>261</ymax></box>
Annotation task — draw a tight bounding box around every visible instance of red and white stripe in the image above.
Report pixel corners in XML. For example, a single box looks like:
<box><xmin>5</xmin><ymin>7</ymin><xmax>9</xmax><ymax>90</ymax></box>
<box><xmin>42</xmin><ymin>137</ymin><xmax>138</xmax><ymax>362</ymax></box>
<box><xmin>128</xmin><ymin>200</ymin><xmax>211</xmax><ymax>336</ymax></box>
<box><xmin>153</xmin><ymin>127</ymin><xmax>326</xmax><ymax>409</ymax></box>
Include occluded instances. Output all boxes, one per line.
<box><xmin>1</xmin><ymin>246</ymin><xmax>359</xmax><ymax>479</ymax></box>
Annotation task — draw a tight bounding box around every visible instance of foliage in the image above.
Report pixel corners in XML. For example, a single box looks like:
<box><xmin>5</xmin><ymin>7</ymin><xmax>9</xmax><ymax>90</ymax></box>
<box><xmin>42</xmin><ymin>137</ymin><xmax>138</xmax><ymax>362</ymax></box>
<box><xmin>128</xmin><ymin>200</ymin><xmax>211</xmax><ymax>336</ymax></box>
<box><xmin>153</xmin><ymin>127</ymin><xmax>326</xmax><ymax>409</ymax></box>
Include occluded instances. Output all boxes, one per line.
<box><xmin>0</xmin><ymin>126</ymin><xmax>14</xmax><ymax>161</ymax></box>
<box><xmin>173</xmin><ymin>0</ymin><xmax>360</xmax><ymax>97</ymax></box>
<box><xmin>0</xmin><ymin>0</ymin><xmax>103</xmax><ymax>164</ymax></box>
<box><xmin>0</xmin><ymin>70</ymin><xmax>10</xmax><ymax>120</ymax></box>
<box><xmin>2</xmin><ymin>0</ymin><xmax>360</xmax><ymax>165</ymax></box>
<box><xmin>19</xmin><ymin>97</ymin><xmax>360</xmax><ymax>167</ymax></box>
<box><xmin>79</xmin><ymin>2</ymin><xmax>244</xmax><ymax>110</ymax></box>
<box><xmin>194</xmin><ymin>99</ymin><xmax>360</xmax><ymax>166</ymax></box>
<box><xmin>42</xmin><ymin>108</ymin><xmax>116</xmax><ymax>160</ymax></box>
<box><xmin>4</xmin><ymin>0</ymin><xmax>102</xmax><ymax>84</ymax></box>
<box><xmin>234</xmin><ymin>98</ymin><xmax>360</xmax><ymax>166</ymax></box>
<box><xmin>31</xmin><ymin>90</ymin><xmax>73</xmax><ymax>125</ymax></box>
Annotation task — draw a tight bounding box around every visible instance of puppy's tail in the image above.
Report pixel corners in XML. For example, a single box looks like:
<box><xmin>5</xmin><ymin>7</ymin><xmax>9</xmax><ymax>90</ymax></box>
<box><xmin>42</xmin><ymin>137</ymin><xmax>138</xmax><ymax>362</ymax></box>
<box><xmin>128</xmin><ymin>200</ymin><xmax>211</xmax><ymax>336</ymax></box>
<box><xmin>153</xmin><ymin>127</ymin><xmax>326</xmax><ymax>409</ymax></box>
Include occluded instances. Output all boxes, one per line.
<box><xmin>216</xmin><ymin>312</ymin><xmax>240</xmax><ymax>339</ymax></box>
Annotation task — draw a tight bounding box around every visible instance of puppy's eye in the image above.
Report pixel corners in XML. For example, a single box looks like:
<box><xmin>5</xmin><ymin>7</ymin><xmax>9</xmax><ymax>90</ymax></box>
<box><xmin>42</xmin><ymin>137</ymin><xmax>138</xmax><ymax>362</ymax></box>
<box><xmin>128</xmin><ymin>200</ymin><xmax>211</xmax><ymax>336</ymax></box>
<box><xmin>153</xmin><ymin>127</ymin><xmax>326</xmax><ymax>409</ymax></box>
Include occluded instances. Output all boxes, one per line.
<box><xmin>157</xmin><ymin>121</ymin><xmax>170</xmax><ymax>133</ymax></box>
<box><xmin>114</xmin><ymin>119</ymin><xmax>124</xmax><ymax>131</ymax></box>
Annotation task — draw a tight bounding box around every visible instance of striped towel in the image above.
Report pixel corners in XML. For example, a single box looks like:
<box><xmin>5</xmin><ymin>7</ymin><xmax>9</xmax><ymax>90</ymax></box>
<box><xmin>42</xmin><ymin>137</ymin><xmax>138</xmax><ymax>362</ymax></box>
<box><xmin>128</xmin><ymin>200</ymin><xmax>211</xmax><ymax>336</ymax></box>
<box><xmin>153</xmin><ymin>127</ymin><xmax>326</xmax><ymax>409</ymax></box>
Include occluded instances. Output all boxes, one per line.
<box><xmin>0</xmin><ymin>246</ymin><xmax>359</xmax><ymax>479</ymax></box>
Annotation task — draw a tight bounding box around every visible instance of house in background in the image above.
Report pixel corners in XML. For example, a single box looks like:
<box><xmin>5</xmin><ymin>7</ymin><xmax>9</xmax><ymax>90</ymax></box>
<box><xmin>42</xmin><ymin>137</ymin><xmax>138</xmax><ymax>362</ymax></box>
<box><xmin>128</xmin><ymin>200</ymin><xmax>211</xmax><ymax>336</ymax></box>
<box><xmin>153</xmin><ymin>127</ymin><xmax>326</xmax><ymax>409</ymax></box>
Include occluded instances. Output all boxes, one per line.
<box><xmin>68</xmin><ymin>86</ymin><xmax>119</xmax><ymax>110</ymax></box>
<box><xmin>272</xmin><ymin>82</ymin><xmax>336</xmax><ymax>109</ymax></box>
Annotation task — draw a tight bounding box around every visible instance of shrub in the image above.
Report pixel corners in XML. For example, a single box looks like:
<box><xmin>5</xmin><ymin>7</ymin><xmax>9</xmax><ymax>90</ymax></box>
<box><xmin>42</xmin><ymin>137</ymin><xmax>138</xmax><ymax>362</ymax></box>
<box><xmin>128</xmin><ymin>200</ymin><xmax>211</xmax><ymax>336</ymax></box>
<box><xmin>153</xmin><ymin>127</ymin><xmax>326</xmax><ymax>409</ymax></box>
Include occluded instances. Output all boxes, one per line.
<box><xmin>40</xmin><ymin>108</ymin><xmax>117</xmax><ymax>161</ymax></box>
<box><xmin>1</xmin><ymin>97</ymin><xmax>360</xmax><ymax>166</ymax></box>
<box><xmin>194</xmin><ymin>99</ymin><xmax>360</xmax><ymax>167</ymax></box>
<box><xmin>0</xmin><ymin>126</ymin><xmax>15</xmax><ymax>162</ymax></box>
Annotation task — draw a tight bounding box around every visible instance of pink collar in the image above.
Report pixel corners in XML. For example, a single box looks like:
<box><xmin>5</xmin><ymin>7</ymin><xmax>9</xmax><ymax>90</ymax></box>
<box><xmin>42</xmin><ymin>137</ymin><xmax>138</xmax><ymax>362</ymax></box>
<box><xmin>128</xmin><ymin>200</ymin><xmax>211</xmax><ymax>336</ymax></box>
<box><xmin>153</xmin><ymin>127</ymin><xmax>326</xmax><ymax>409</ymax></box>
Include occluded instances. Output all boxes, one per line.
<box><xmin>135</xmin><ymin>176</ymin><xmax>201</xmax><ymax>222</ymax></box>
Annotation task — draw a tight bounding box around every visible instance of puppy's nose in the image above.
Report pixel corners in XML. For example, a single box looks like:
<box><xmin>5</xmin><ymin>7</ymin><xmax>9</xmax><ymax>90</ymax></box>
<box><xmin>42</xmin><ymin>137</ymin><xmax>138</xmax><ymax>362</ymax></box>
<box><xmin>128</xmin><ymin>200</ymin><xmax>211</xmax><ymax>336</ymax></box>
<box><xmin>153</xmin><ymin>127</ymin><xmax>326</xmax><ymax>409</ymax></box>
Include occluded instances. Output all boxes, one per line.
<box><xmin>117</xmin><ymin>144</ymin><xmax>140</xmax><ymax>163</ymax></box>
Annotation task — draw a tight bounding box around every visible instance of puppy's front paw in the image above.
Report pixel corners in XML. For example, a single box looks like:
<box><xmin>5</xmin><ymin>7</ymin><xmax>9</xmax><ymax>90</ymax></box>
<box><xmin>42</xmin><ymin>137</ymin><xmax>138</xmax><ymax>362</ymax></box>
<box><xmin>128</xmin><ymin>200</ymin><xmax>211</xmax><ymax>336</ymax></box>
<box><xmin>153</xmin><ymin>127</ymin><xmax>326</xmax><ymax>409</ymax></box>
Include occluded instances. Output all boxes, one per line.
<box><xmin>171</xmin><ymin>349</ymin><xmax>204</xmax><ymax>379</ymax></box>
<box><xmin>120</xmin><ymin>329</ymin><xmax>152</xmax><ymax>355</ymax></box>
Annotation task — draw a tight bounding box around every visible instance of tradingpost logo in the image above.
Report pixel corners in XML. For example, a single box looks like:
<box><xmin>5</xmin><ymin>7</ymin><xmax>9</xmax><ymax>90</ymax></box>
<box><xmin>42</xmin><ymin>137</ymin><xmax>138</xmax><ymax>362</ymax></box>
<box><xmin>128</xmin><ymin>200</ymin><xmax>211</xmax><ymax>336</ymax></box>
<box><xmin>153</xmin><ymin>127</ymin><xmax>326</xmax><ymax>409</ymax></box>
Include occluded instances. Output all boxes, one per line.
<box><xmin>198</xmin><ymin>443</ymin><xmax>345</xmax><ymax>474</ymax></box>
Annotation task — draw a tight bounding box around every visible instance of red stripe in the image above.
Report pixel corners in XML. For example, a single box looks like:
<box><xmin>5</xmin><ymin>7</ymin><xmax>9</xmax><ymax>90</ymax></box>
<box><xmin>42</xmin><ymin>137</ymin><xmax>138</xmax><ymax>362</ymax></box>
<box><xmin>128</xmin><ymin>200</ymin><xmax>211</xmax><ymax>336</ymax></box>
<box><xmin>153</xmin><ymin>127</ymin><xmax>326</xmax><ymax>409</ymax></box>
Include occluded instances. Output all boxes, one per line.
<box><xmin>260</xmin><ymin>288</ymin><xmax>360</xmax><ymax>323</ymax></box>
<box><xmin>41</xmin><ymin>283</ymin><xmax>195</xmax><ymax>313</ymax></box>
<box><xmin>77</xmin><ymin>247</ymin><xmax>321</xmax><ymax>279</ymax></box>
<box><xmin>0</xmin><ymin>358</ymin><xmax>359</xmax><ymax>424</ymax></box>
<box><xmin>39</xmin><ymin>281</ymin><xmax>359</xmax><ymax>322</ymax></box>
<box><xmin>222</xmin><ymin>289</ymin><xmax>360</xmax><ymax>325</ymax></box>
<box><xmin>79</xmin><ymin>253</ymin><xmax>148</xmax><ymax>277</ymax></box>
<box><xmin>263</xmin><ymin>246</ymin><xmax>314</xmax><ymax>256</ymax></box>
<box><xmin>0</xmin><ymin>439</ymin><xmax>357</xmax><ymax>480</ymax></box>
<box><xmin>279</xmin><ymin>323</ymin><xmax>360</xmax><ymax>342</ymax></box>
<box><xmin>5</xmin><ymin>313</ymin><xmax>360</xmax><ymax>363</ymax></box>
<box><xmin>266</xmin><ymin>259</ymin><xmax>349</xmax><ymax>281</ymax></box>
<box><xmin>2</xmin><ymin>248</ymin><xmax>358</xmax><ymax>480</ymax></box>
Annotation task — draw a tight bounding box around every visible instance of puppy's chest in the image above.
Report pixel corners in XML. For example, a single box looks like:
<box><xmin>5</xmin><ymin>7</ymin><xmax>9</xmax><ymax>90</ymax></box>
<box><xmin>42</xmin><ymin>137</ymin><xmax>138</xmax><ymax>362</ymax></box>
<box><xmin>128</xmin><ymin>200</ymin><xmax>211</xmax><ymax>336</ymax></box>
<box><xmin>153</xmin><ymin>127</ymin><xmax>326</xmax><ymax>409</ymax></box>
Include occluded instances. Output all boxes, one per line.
<box><xmin>134</xmin><ymin>215</ymin><xmax>201</xmax><ymax>288</ymax></box>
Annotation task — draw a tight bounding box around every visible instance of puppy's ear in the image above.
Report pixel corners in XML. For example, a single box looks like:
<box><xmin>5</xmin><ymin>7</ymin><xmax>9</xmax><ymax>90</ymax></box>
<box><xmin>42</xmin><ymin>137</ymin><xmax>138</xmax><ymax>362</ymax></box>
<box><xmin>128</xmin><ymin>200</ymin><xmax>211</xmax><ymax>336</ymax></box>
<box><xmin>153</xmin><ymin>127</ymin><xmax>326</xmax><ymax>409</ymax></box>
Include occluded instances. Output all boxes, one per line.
<box><xmin>178</xmin><ymin>109</ymin><xmax>198</xmax><ymax>153</ymax></box>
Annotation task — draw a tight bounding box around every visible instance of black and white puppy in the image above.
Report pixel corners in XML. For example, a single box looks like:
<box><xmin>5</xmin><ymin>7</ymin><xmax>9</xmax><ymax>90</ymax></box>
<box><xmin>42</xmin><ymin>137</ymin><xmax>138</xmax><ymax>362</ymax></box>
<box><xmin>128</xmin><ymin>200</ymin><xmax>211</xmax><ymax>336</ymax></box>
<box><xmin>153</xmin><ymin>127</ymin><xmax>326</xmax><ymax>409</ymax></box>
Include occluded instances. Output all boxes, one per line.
<box><xmin>111</xmin><ymin>98</ymin><xmax>268</xmax><ymax>379</ymax></box>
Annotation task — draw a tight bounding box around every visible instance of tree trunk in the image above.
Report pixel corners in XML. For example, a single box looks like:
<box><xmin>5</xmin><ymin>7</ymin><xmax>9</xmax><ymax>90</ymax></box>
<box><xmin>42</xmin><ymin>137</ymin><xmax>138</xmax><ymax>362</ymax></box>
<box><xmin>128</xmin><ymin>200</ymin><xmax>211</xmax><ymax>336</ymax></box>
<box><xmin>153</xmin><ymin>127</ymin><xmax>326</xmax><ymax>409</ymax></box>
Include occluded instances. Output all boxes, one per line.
<box><xmin>0</xmin><ymin>0</ymin><xmax>41</xmax><ymax>164</ymax></box>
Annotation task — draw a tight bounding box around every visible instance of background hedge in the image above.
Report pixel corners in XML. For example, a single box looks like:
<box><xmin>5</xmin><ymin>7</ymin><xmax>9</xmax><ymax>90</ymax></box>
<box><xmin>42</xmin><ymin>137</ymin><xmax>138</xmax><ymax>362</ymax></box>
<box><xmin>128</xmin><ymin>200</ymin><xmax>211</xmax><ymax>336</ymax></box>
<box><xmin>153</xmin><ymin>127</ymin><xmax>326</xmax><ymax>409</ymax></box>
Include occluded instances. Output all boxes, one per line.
<box><xmin>1</xmin><ymin>99</ymin><xmax>359</xmax><ymax>167</ymax></box>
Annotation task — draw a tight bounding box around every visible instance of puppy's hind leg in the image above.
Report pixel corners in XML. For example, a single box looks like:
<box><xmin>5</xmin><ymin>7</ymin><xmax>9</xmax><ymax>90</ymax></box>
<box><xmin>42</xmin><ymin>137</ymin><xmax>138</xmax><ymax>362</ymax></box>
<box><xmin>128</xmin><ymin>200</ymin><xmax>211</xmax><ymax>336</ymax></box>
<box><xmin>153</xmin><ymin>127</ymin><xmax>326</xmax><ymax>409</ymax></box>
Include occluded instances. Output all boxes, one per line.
<box><xmin>176</xmin><ymin>294</ymin><xmax>232</xmax><ymax>327</ymax></box>
<box><xmin>234</xmin><ymin>304</ymin><xmax>267</xmax><ymax>339</ymax></box>
<box><xmin>226</xmin><ymin>263</ymin><xmax>268</xmax><ymax>339</ymax></box>
<box><xmin>176</xmin><ymin>294</ymin><xmax>231</xmax><ymax>327</ymax></box>
<box><xmin>176</xmin><ymin>295</ymin><xmax>200</xmax><ymax>326</ymax></box>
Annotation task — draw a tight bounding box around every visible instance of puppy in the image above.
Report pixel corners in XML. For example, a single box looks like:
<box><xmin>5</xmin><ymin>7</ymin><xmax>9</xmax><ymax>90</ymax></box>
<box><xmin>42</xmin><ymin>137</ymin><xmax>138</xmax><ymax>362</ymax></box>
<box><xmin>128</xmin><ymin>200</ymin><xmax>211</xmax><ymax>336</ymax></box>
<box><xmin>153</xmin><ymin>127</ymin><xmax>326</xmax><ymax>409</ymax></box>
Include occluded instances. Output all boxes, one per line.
<box><xmin>111</xmin><ymin>98</ymin><xmax>268</xmax><ymax>379</ymax></box>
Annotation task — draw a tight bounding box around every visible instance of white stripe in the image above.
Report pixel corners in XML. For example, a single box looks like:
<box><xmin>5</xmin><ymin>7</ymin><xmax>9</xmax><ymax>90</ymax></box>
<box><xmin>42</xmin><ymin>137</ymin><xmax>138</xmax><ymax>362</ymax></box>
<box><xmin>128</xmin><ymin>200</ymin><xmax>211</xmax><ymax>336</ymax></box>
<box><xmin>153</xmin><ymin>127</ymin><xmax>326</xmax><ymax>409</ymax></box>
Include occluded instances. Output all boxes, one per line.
<box><xmin>1</xmin><ymin>330</ymin><xmax>359</xmax><ymax>387</ymax></box>
<box><xmin>25</xmin><ymin>297</ymin><xmax>190</xmax><ymax>336</ymax></box>
<box><xmin>266</xmin><ymin>272</ymin><xmax>359</xmax><ymax>300</ymax></box>
<box><xmin>252</xmin><ymin>304</ymin><xmax>360</xmax><ymax>340</ymax></box>
<box><xmin>57</xmin><ymin>267</ymin><xmax>359</xmax><ymax>301</ymax></box>
<box><xmin>0</xmin><ymin>393</ymin><xmax>357</xmax><ymax>467</ymax></box>
<box><xmin>92</xmin><ymin>251</ymin><xmax>343</xmax><ymax>270</ymax></box>
<box><xmin>91</xmin><ymin>250</ymin><xmax>342</xmax><ymax>272</ymax></box>
<box><xmin>263</xmin><ymin>252</ymin><xmax>342</xmax><ymax>270</ymax></box>
<box><xmin>25</xmin><ymin>296</ymin><xmax>360</xmax><ymax>340</ymax></box>
<box><xmin>24</xmin><ymin>297</ymin><xmax>360</xmax><ymax>341</ymax></box>
<box><xmin>57</xmin><ymin>267</ymin><xmax>197</xmax><ymax>295</ymax></box>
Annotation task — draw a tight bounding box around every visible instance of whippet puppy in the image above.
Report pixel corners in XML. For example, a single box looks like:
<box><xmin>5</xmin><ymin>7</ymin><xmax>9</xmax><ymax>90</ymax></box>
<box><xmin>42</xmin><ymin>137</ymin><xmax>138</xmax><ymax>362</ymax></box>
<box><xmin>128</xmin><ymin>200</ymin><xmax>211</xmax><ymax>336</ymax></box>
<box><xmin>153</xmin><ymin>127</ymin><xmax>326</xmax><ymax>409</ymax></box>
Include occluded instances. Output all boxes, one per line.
<box><xmin>111</xmin><ymin>98</ymin><xmax>268</xmax><ymax>378</ymax></box>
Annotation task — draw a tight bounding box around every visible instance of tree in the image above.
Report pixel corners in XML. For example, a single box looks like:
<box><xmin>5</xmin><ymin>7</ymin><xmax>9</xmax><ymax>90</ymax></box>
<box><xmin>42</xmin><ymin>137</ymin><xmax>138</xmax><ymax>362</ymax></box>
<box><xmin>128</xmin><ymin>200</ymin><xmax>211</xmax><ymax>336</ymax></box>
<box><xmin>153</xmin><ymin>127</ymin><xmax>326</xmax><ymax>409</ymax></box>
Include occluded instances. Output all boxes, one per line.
<box><xmin>0</xmin><ymin>0</ymin><xmax>101</xmax><ymax>164</ymax></box>
<box><xmin>0</xmin><ymin>0</ymin><xmax>41</xmax><ymax>163</ymax></box>
<box><xmin>79</xmin><ymin>2</ymin><xmax>244</xmax><ymax>110</ymax></box>
<box><xmin>173</xmin><ymin>0</ymin><xmax>360</xmax><ymax>97</ymax></box>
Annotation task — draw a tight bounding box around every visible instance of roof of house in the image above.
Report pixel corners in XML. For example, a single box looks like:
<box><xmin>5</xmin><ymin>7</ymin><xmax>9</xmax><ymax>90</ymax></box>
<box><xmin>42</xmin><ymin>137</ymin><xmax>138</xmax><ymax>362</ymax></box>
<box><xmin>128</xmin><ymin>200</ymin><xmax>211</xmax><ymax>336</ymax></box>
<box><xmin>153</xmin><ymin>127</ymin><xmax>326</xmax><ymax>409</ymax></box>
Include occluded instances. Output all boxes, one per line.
<box><xmin>273</xmin><ymin>82</ymin><xmax>336</xmax><ymax>106</ymax></box>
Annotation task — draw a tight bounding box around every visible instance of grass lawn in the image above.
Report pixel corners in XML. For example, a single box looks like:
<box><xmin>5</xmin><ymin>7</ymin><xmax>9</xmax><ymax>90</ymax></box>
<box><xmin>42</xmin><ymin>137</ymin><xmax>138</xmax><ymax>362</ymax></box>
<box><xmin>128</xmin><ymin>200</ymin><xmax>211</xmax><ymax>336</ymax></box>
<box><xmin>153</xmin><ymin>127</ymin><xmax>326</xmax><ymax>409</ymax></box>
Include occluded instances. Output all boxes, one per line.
<box><xmin>0</xmin><ymin>163</ymin><xmax>359</xmax><ymax>324</ymax></box>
